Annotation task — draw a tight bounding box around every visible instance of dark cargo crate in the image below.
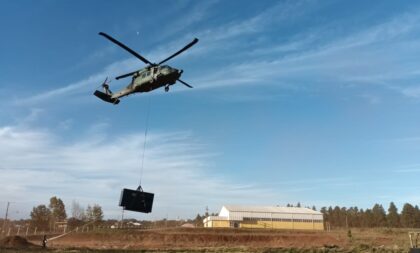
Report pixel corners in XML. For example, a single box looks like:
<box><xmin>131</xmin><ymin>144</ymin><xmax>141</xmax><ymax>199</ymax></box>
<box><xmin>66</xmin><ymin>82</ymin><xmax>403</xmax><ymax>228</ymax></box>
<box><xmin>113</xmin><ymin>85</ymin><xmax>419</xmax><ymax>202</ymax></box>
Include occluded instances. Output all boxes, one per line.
<box><xmin>119</xmin><ymin>188</ymin><xmax>154</xmax><ymax>213</ymax></box>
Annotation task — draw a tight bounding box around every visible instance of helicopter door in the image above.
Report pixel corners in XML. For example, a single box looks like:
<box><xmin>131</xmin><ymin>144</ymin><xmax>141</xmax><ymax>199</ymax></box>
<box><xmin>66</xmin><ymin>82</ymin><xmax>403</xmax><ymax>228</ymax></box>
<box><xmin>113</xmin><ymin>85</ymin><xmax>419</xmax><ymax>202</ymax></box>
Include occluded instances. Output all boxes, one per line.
<box><xmin>152</xmin><ymin>67</ymin><xmax>157</xmax><ymax>80</ymax></box>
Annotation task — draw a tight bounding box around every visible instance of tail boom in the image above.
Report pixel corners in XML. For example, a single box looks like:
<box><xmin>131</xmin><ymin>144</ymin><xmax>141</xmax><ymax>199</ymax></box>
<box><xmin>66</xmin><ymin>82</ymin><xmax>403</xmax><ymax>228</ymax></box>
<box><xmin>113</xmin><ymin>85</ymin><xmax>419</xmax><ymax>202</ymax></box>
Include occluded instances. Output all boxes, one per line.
<box><xmin>93</xmin><ymin>90</ymin><xmax>120</xmax><ymax>104</ymax></box>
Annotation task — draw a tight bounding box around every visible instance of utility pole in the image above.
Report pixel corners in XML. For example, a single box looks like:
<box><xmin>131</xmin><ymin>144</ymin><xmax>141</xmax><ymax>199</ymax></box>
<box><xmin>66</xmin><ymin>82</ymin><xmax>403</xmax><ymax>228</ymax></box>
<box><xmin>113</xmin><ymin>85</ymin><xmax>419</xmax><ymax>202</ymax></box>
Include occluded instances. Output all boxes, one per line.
<box><xmin>345</xmin><ymin>215</ymin><xmax>348</xmax><ymax>229</ymax></box>
<box><xmin>2</xmin><ymin>202</ymin><xmax>10</xmax><ymax>234</ymax></box>
<box><xmin>120</xmin><ymin>208</ymin><xmax>124</xmax><ymax>229</ymax></box>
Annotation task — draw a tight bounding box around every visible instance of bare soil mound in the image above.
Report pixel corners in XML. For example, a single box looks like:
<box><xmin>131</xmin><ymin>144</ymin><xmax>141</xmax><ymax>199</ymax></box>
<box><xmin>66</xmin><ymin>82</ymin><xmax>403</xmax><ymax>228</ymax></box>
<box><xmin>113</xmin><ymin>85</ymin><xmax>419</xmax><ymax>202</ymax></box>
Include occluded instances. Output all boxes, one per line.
<box><xmin>0</xmin><ymin>236</ymin><xmax>37</xmax><ymax>248</ymax></box>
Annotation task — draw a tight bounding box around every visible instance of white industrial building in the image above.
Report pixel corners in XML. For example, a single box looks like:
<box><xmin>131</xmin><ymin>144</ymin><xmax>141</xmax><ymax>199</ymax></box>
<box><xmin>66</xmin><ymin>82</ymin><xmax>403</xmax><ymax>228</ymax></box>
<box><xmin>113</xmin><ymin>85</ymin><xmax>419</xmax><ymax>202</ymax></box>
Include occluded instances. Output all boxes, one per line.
<box><xmin>203</xmin><ymin>205</ymin><xmax>324</xmax><ymax>230</ymax></box>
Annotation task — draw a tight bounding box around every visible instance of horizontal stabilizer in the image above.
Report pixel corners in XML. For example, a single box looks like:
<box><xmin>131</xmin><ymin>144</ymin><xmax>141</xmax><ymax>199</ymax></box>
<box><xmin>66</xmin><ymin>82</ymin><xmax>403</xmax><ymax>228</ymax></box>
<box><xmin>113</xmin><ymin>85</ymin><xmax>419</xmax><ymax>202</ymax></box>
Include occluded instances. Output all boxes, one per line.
<box><xmin>94</xmin><ymin>90</ymin><xmax>120</xmax><ymax>104</ymax></box>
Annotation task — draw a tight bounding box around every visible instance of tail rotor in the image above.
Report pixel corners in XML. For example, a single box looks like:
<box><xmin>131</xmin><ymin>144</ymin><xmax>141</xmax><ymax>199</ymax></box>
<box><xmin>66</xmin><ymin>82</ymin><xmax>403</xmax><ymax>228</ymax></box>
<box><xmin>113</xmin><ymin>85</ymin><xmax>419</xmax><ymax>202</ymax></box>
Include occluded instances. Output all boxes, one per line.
<box><xmin>101</xmin><ymin>77</ymin><xmax>111</xmax><ymax>94</ymax></box>
<box><xmin>93</xmin><ymin>77</ymin><xmax>120</xmax><ymax>104</ymax></box>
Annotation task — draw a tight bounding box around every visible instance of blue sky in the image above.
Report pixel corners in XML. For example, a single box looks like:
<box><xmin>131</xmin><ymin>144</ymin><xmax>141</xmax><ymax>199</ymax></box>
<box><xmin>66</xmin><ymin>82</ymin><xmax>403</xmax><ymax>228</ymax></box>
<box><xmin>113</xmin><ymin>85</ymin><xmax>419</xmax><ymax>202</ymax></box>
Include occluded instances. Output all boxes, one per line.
<box><xmin>1</xmin><ymin>0</ymin><xmax>420</xmax><ymax>220</ymax></box>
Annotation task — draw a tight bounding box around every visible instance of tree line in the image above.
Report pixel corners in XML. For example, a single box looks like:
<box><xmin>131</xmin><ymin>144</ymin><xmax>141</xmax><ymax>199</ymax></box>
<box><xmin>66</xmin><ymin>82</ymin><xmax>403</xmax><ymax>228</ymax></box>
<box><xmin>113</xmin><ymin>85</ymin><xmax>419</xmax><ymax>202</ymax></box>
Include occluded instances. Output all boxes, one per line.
<box><xmin>12</xmin><ymin>198</ymin><xmax>420</xmax><ymax>232</ymax></box>
<box><xmin>319</xmin><ymin>202</ymin><xmax>420</xmax><ymax>228</ymax></box>
<box><xmin>30</xmin><ymin>196</ymin><xmax>103</xmax><ymax>231</ymax></box>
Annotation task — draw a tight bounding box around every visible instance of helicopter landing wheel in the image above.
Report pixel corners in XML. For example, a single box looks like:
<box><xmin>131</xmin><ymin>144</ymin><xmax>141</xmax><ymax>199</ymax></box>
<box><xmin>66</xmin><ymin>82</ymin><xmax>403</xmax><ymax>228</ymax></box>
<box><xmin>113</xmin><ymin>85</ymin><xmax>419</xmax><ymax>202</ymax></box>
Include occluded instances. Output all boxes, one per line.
<box><xmin>165</xmin><ymin>86</ymin><xmax>169</xmax><ymax>92</ymax></box>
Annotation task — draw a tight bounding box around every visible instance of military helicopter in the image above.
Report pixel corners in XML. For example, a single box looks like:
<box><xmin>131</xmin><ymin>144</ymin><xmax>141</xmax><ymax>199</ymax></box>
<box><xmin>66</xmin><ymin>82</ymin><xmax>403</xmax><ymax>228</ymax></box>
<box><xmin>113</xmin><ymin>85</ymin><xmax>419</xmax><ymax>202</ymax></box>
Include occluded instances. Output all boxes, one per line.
<box><xmin>94</xmin><ymin>32</ymin><xmax>198</xmax><ymax>104</ymax></box>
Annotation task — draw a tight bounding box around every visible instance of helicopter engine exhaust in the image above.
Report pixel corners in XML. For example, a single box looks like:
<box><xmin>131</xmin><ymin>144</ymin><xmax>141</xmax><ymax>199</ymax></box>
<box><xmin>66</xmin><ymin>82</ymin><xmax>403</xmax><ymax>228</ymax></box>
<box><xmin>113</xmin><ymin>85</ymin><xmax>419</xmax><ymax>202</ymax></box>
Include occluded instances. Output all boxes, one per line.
<box><xmin>94</xmin><ymin>90</ymin><xmax>120</xmax><ymax>104</ymax></box>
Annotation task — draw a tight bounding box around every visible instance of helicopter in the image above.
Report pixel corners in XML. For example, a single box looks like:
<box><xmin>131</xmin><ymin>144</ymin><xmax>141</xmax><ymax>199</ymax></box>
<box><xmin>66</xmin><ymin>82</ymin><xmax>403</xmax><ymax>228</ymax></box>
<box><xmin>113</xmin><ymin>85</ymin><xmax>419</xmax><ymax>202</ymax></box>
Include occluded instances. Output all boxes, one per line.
<box><xmin>94</xmin><ymin>32</ymin><xmax>198</xmax><ymax>104</ymax></box>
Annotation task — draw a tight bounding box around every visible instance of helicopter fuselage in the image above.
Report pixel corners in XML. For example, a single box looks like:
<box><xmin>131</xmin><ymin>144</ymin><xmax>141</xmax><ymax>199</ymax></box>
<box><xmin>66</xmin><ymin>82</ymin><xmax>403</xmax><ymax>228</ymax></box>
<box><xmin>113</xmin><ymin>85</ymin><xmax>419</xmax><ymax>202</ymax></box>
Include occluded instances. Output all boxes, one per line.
<box><xmin>111</xmin><ymin>65</ymin><xmax>182</xmax><ymax>99</ymax></box>
<box><xmin>94</xmin><ymin>32</ymin><xmax>196</xmax><ymax>104</ymax></box>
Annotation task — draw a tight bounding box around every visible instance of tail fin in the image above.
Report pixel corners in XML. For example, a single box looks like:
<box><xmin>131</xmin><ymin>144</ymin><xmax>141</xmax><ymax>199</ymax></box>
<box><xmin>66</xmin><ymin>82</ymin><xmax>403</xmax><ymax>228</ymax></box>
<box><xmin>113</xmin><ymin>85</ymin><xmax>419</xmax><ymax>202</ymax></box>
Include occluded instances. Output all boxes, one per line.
<box><xmin>94</xmin><ymin>90</ymin><xmax>120</xmax><ymax>104</ymax></box>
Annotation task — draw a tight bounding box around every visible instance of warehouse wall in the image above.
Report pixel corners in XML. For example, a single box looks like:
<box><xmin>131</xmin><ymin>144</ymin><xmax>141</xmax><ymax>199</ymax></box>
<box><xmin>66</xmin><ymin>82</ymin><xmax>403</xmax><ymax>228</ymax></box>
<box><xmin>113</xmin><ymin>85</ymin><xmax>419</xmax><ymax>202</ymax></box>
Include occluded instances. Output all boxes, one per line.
<box><xmin>205</xmin><ymin>206</ymin><xmax>324</xmax><ymax>230</ymax></box>
<box><xmin>205</xmin><ymin>220</ymin><xmax>230</xmax><ymax>228</ymax></box>
<box><xmin>205</xmin><ymin>219</ymin><xmax>324</xmax><ymax>230</ymax></box>
<box><xmin>240</xmin><ymin>220</ymin><xmax>324</xmax><ymax>230</ymax></box>
<box><xmin>227</xmin><ymin>211</ymin><xmax>323</xmax><ymax>221</ymax></box>
<box><xmin>205</xmin><ymin>218</ymin><xmax>324</xmax><ymax>230</ymax></box>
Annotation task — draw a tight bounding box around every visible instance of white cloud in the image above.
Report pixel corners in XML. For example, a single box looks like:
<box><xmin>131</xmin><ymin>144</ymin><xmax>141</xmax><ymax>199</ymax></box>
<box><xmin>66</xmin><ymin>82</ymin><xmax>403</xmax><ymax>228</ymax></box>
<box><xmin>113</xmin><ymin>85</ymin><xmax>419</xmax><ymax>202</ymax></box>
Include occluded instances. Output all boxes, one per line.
<box><xmin>0</xmin><ymin>124</ymin><xmax>277</xmax><ymax>219</ymax></box>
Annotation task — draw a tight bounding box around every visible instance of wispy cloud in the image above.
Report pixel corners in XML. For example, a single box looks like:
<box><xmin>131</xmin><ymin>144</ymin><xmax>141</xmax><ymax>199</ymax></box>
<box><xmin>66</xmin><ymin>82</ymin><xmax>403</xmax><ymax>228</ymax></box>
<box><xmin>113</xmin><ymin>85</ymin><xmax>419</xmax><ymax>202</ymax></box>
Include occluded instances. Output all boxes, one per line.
<box><xmin>10</xmin><ymin>1</ymin><xmax>318</xmax><ymax>106</ymax></box>
<box><xmin>12</xmin><ymin>3</ymin><xmax>420</xmax><ymax>107</ymax></box>
<box><xmin>395</xmin><ymin>168</ymin><xmax>420</xmax><ymax>173</ymax></box>
<box><xmin>0</xmin><ymin>124</ymin><xmax>276</xmax><ymax>219</ymax></box>
<box><xmin>189</xmin><ymin>8</ymin><xmax>420</xmax><ymax>97</ymax></box>
<box><xmin>394</xmin><ymin>163</ymin><xmax>420</xmax><ymax>173</ymax></box>
<box><xmin>12</xmin><ymin>58</ymin><xmax>142</xmax><ymax>106</ymax></box>
<box><xmin>401</xmin><ymin>86</ymin><xmax>420</xmax><ymax>98</ymax></box>
<box><xmin>194</xmin><ymin>0</ymin><xmax>313</xmax><ymax>42</ymax></box>
<box><xmin>384</xmin><ymin>137</ymin><xmax>420</xmax><ymax>143</ymax></box>
<box><xmin>359</xmin><ymin>94</ymin><xmax>382</xmax><ymax>105</ymax></box>
<box><xmin>157</xmin><ymin>0</ymin><xmax>219</xmax><ymax>40</ymax></box>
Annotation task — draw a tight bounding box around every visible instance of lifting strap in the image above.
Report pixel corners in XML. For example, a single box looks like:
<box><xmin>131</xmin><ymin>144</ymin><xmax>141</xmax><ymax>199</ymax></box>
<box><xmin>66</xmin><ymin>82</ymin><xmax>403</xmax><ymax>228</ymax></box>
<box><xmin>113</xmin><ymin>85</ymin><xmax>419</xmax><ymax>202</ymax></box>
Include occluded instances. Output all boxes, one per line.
<box><xmin>139</xmin><ymin>95</ymin><xmax>151</xmax><ymax>188</ymax></box>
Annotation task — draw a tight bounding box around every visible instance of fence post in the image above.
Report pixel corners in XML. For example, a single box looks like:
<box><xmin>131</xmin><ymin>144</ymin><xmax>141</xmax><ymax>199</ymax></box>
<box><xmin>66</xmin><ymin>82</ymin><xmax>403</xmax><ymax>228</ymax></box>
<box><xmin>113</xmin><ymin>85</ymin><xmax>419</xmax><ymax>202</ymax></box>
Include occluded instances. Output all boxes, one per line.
<box><xmin>7</xmin><ymin>228</ymin><xmax>11</xmax><ymax>236</ymax></box>
<box><xmin>34</xmin><ymin>227</ymin><xmax>37</xmax><ymax>235</ymax></box>
<box><xmin>17</xmin><ymin>227</ymin><xmax>20</xmax><ymax>236</ymax></box>
<box><xmin>26</xmin><ymin>226</ymin><xmax>29</xmax><ymax>236</ymax></box>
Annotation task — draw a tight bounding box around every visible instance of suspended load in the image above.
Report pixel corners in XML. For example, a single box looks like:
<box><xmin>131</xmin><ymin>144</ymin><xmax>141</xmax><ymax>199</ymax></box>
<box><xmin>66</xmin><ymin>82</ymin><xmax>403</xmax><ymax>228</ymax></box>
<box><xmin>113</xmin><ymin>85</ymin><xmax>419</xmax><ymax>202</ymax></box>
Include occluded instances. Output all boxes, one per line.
<box><xmin>119</xmin><ymin>186</ymin><xmax>154</xmax><ymax>213</ymax></box>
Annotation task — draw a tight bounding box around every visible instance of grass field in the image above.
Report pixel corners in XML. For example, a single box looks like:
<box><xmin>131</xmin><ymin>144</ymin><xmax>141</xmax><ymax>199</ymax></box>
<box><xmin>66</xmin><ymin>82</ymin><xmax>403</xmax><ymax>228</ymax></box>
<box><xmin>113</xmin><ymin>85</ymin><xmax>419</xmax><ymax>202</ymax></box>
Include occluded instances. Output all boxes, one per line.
<box><xmin>0</xmin><ymin>227</ymin><xmax>415</xmax><ymax>253</ymax></box>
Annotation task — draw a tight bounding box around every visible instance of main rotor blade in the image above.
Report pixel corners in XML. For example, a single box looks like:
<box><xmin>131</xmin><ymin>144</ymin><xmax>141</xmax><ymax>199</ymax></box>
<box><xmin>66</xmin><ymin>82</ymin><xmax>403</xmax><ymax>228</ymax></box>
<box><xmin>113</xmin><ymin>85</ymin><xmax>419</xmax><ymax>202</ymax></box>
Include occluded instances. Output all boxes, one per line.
<box><xmin>115</xmin><ymin>70</ymin><xmax>138</xmax><ymax>80</ymax></box>
<box><xmin>158</xmin><ymin>38</ymin><xmax>199</xmax><ymax>65</ymax></box>
<box><xmin>178</xmin><ymin>79</ymin><xmax>193</xmax><ymax>88</ymax></box>
<box><xmin>99</xmin><ymin>32</ymin><xmax>153</xmax><ymax>65</ymax></box>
